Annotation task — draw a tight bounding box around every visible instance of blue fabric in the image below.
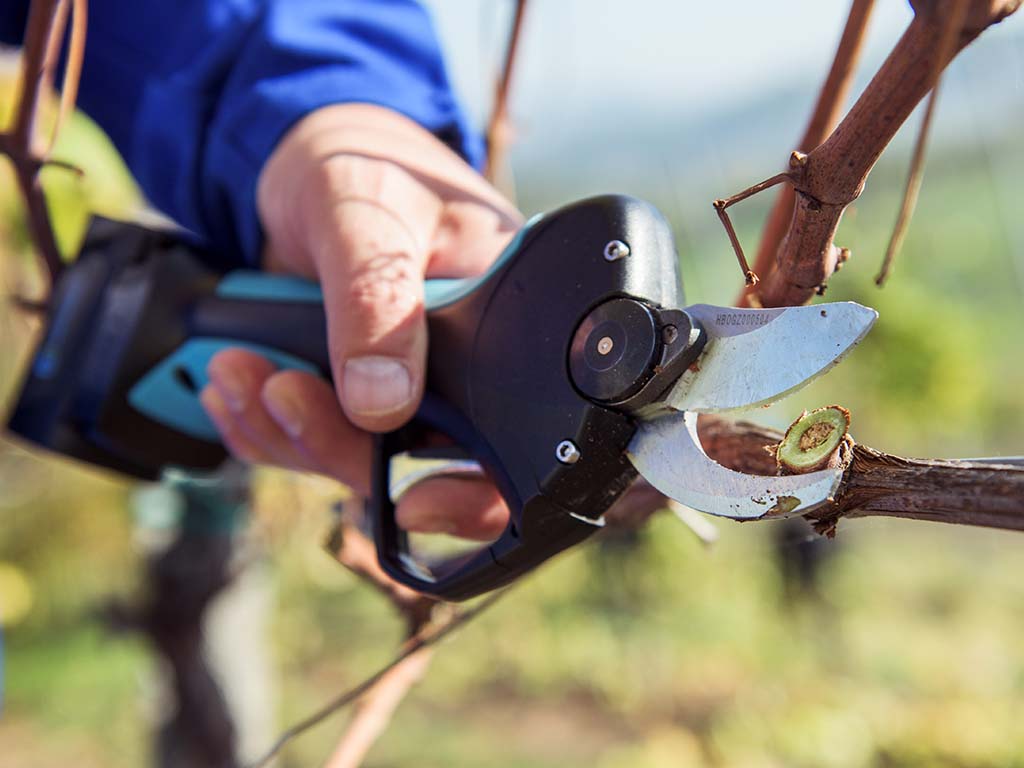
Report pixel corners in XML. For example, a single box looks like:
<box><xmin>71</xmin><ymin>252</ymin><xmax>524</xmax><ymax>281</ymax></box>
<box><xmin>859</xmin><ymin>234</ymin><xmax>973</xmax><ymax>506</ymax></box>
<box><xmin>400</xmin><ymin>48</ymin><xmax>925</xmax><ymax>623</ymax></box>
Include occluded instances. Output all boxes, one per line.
<box><xmin>0</xmin><ymin>1</ymin><xmax>482</xmax><ymax>268</ymax></box>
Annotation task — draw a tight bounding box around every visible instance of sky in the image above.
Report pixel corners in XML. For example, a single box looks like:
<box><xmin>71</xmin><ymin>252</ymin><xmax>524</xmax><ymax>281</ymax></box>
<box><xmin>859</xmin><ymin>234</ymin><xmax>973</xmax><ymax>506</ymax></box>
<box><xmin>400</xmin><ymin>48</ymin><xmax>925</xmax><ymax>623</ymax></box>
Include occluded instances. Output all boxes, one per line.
<box><xmin>421</xmin><ymin>1</ymin><xmax>1023</xmax><ymax>155</ymax></box>
<box><xmin>419</xmin><ymin>2</ymin><xmax>1024</xmax><ymax>232</ymax></box>
<box><xmin>423</xmin><ymin>1</ymin><xmax>918</xmax><ymax>127</ymax></box>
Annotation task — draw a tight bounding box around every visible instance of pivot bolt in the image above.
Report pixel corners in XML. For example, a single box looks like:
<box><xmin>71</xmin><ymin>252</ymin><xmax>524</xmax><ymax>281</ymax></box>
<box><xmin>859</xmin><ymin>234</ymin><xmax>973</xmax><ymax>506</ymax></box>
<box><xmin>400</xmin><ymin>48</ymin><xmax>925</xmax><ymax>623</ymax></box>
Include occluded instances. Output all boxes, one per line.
<box><xmin>555</xmin><ymin>440</ymin><xmax>581</xmax><ymax>465</ymax></box>
<box><xmin>603</xmin><ymin>240</ymin><xmax>630</xmax><ymax>261</ymax></box>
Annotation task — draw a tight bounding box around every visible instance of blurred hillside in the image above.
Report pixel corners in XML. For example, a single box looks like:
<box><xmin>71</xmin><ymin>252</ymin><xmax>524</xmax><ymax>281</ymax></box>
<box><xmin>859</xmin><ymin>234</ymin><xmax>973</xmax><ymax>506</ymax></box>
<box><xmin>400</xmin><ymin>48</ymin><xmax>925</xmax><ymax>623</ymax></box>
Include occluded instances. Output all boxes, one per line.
<box><xmin>2</xmin><ymin>8</ymin><xmax>1024</xmax><ymax>768</ymax></box>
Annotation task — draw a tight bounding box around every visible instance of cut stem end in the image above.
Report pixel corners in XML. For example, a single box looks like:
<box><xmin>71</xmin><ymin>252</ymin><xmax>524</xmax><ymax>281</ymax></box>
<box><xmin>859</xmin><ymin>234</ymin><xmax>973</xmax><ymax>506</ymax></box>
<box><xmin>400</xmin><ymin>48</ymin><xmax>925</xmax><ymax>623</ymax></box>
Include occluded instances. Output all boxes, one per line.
<box><xmin>776</xmin><ymin>405</ymin><xmax>852</xmax><ymax>473</ymax></box>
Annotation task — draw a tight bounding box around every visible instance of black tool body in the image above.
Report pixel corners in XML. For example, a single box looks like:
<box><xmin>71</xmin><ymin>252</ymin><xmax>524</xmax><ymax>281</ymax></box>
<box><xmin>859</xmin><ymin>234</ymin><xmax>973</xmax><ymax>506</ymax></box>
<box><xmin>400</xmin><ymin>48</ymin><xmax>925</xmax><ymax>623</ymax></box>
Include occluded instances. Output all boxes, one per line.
<box><xmin>8</xmin><ymin>196</ymin><xmax>703</xmax><ymax>600</ymax></box>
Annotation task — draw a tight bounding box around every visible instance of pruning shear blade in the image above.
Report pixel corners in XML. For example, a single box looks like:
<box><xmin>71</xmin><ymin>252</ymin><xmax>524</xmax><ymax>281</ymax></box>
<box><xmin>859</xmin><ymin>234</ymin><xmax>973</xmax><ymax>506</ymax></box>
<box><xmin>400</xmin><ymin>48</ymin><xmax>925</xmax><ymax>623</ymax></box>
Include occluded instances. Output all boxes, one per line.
<box><xmin>664</xmin><ymin>302</ymin><xmax>878</xmax><ymax>414</ymax></box>
<box><xmin>627</xmin><ymin>301</ymin><xmax>877</xmax><ymax>521</ymax></box>
<box><xmin>628</xmin><ymin>412</ymin><xmax>842</xmax><ymax>521</ymax></box>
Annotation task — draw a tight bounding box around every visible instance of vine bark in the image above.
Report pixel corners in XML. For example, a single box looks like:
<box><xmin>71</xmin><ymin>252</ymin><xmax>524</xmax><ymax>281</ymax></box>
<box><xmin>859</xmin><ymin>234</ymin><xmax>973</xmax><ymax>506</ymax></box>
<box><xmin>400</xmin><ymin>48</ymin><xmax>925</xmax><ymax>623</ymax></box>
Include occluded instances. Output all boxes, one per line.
<box><xmin>752</xmin><ymin>0</ymin><xmax>1021</xmax><ymax>306</ymax></box>
<box><xmin>698</xmin><ymin>417</ymin><xmax>1024</xmax><ymax>535</ymax></box>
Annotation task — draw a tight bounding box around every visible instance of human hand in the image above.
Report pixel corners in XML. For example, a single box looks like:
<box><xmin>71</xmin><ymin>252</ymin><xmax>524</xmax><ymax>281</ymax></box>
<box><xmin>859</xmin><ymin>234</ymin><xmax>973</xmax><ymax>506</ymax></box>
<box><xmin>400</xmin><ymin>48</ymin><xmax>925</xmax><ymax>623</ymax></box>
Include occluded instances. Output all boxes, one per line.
<box><xmin>199</xmin><ymin>104</ymin><xmax>520</xmax><ymax>540</ymax></box>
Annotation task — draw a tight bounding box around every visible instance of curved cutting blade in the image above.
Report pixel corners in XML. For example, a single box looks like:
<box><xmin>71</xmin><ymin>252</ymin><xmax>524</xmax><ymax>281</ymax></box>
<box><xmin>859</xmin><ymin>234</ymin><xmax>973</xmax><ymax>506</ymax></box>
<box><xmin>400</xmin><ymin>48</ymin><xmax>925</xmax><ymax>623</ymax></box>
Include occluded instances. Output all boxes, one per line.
<box><xmin>664</xmin><ymin>302</ymin><xmax>877</xmax><ymax>414</ymax></box>
<box><xmin>628</xmin><ymin>412</ymin><xmax>842</xmax><ymax>520</ymax></box>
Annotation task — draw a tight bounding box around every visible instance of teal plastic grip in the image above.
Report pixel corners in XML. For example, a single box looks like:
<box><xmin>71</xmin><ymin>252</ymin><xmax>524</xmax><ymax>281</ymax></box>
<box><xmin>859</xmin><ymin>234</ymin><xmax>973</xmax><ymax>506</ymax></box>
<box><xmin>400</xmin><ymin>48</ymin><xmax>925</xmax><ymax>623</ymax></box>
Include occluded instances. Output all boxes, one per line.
<box><xmin>216</xmin><ymin>272</ymin><xmax>324</xmax><ymax>303</ymax></box>
<box><xmin>129</xmin><ymin>214</ymin><xmax>541</xmax><ymax>442</ymax></box>
<box><xmin>213</xmin><ymin>213</ymin><xmax>539</xmax><ymax>311</ymax></box>
<box><xmin>128</xmin><ymin>338</ymin><xmax>318</xmax><ymax>441</ymax></box>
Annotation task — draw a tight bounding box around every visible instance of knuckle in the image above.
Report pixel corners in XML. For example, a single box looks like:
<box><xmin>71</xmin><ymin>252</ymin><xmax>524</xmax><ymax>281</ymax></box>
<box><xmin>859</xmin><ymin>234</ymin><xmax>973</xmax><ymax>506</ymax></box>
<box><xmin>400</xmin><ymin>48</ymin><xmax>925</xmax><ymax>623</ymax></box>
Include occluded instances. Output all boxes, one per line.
<box><xmin>318</xmin><ymin>154</ymin><xmax>408</xmax><ymax>202</ymax></box>
<box><xmin>345</xmin><ymin>255</ymin><xmax>423</xmax><ymax>325</ymax></box>
<box><xmin>370</xmin><ymin>157</ymin><xmax>411</xmax><ymax>198</ymax></box>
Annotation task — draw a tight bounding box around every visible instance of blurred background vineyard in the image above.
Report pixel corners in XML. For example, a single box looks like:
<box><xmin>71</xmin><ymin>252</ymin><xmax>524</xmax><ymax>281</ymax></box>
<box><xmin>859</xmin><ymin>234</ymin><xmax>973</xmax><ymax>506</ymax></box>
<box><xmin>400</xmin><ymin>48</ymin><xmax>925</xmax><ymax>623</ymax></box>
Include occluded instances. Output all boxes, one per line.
<box><xmin>2</xmin><ymin>2</ymin><xmax>1024</xmax><ymax>766</ymax></box>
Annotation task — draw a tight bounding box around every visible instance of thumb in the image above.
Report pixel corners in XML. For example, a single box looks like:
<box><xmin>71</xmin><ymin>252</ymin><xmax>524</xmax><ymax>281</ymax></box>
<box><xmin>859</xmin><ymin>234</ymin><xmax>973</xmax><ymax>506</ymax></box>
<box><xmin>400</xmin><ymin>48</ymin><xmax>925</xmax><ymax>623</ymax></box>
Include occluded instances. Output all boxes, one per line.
<box><xmin>316</xmin><ymin>199</ymin><xmax>429</xmax><ymax>433</ymax></box>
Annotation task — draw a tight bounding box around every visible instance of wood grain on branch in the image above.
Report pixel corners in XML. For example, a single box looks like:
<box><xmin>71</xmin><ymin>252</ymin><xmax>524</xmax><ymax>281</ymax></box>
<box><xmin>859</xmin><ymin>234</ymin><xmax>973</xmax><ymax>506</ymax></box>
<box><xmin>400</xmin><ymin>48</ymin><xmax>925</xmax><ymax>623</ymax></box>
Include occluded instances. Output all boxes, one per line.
<box><xmin>826</xmin><ymin>446</ymin><xmax>1024</xmax><ymax>532</ymax></box>
<box><xmin>754</xmin><ymin>0</ymin><xmax>1021</xmax><ymax>307</ymax></box>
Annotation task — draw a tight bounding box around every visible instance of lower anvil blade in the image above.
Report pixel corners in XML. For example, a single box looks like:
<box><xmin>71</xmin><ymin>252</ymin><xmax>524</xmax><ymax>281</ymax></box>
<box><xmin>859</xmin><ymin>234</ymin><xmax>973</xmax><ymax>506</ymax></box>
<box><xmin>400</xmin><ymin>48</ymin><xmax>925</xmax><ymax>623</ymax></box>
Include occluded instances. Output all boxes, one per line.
<box><xmin>627</xmin><ymin>412</ymin><xmax>842</xmax><ymax>520</ymax></box>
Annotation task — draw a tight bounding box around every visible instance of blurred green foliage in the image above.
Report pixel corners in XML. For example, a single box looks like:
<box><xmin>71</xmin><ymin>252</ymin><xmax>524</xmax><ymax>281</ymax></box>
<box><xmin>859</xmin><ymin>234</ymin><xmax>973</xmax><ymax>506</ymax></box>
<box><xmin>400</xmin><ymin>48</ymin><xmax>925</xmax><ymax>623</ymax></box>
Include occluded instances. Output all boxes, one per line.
<box><xmin>1</xmin><ymin>66</ymin><xmax>1024</xmax><ymax>768</ymax></box>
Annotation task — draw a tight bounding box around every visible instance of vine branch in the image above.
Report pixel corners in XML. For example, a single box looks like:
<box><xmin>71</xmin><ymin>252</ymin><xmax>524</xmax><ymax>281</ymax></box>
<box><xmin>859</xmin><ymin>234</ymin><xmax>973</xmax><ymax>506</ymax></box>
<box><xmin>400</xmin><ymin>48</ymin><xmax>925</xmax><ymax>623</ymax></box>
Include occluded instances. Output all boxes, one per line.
<box><xmin>247</xmin><ymin>557</ymin><xmax>506</xmax><ymax>768</ymax></box>
<box><xmin>731</xmin><ymin>0</ymin><xmax>1021</xmax><ymax>308</ymax></box>
<box><xmin>697</xmin><ymin>416</ymin><xmax>1024</xmax><ymax>535</ymax></box>
<box><xmin>2</xmin><ymin>0</ymin><xmax>88</xmax><ymax>288</ymax></box>
<box><xmin>738</xmin><ymin>0</ymin><xmax>876</xmax><ymax>306</ymax></box>
<box><xmin>483</xmin><ymin>0</ymin><xmax>529</xmax><ymax>191</ymax></box>
<box><xmin>712</xmin><ymin>170</ymin><xmax>794</xmax><ymax>286</ymax></box>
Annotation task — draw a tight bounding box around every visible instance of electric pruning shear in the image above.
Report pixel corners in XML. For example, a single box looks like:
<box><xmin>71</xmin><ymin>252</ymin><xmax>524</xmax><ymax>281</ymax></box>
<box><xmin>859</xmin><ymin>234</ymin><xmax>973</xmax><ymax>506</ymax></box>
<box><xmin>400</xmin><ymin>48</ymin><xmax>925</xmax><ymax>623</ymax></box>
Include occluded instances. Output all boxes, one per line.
<box><xmin>6</xmin><ymin>195</ymin><xmax>876</xmax><ymax>600</ymax></box>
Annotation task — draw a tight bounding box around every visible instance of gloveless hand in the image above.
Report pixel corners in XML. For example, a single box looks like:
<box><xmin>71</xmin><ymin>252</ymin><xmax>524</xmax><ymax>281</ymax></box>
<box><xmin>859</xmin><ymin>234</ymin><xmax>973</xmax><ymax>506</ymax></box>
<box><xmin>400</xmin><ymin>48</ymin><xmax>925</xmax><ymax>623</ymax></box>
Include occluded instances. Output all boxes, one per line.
<box><xmin>200</xmin><ymin>103</ymin><xmax>519</xmax><ymax>540</ymax></box>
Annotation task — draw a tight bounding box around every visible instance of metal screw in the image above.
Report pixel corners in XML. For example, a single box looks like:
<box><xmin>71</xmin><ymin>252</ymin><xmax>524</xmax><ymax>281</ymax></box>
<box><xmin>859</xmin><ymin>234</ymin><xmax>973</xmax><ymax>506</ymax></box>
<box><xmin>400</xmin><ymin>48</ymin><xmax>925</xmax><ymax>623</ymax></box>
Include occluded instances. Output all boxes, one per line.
<box><xmin>603</xmin><ymin>240</ymin><xmax>630</xmax><ymax>261</ymax></box>
<box><xmin>662</xmin><ymin>325</ymin><xmax>679</xmax><ymax>345</ymax></box>
<box><xmin>597</xmin><ymin>336</ymin><xmax>614</xmax><ymax>355</ymax></box>
<box><xmin>555</xmin><ymin>440</ymin><xmax>581</xmax><ymax>465</ymax></box>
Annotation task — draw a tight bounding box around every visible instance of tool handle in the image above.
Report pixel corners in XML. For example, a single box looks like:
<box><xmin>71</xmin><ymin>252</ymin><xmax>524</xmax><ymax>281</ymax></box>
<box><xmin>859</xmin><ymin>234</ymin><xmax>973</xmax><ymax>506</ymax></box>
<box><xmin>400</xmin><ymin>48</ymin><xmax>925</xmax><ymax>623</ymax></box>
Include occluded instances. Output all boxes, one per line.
<box><xmin>8</xmin><ymin>220</ymin><xmax>496</xmax><ymax>477</ymax></box>
<box><xmin>10</xmin><ymin>196</ymin><xmax>687</xmax><ymax>600</ymax></box>
<box><xmin>129</xmin><ymin>276</ymin><xmax>330</xmax><ymax>442</ymax></box>
<box><xmin>176</xmin><ymin>216</ymin><xmax>616</xmax><ymax>601</ymax></box>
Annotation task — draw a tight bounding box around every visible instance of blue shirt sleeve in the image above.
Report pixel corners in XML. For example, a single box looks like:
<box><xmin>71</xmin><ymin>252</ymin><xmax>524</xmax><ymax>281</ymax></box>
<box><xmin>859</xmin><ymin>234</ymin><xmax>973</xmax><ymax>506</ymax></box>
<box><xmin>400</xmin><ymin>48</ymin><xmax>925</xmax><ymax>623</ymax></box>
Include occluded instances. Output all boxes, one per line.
<box><xmin>1</xmin><ymin>0</ymin><xmax>483</xmax><ymax>268</ymax></box>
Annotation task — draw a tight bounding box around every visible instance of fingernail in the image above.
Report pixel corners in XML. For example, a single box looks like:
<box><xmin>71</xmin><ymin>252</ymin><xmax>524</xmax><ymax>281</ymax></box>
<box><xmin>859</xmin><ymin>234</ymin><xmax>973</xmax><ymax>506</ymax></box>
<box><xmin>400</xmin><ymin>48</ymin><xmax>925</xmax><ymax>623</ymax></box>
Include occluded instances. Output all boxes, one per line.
<box><xmin>208</xmin><ymin>362</ymin><xmax>248</xmax><ymax>413</ymax></box>
<box><xmin>343</xmin><ymin>356</ymin><xmax>413</xmax><ymax>417</ymax></box>
<box><xmin>264</xmin><ymin>389</ymin><xmax>306</xmax><ymax>439</ymax></box>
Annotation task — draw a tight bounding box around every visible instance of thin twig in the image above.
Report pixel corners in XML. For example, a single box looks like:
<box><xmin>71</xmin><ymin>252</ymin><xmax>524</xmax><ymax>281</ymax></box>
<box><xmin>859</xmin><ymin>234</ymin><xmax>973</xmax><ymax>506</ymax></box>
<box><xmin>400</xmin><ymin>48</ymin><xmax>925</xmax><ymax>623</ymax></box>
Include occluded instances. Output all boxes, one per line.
<box><xmin>873</xmin><ymin>88</ymin><xmax>939</xmax><ymax>285</ymax></box>
<box><xmin>323</xmin><ymin>645</ymin><xmax>436</xmax><ymax>768</ymax></box>
<box><xmin>483</xmin><ymin>0</ymin><xmax>529</xmax><ymax>190</ymax></box>
<box><xmin>4</xmin><ymin>0</ymin><xmax>65</xmax><ymax>282</ymax></box>
<box><xmin>712</xmin><ymin>171</ymin><xmax>794</xmax><ymax>286</ymax></box>
<box><xmin>42</xmin><ymin>0</ymin><xmax>88</xmax><ymax>157</ymax></box>
<box><xmin>2</xmin><ymin>0</ymin><xmax>88</xmax><ymax>286</ymax></box>
<box><xmin>327</xmin><ymin>501</ymin><xmax>436</xmax><ymax>632</ymax></box>
<box><xmin>39</xmin><ymin>0</ymin><xmax>69</xmax><ymax>119</ymax></box>
<box><xmin>740</xmin><ymin>0</ymin><xmax>875</xmax><ymax>307</ymax></box>
<box><xmin>246</xmin><ymin>589</ymin><xmax>507</xmax><ymax>768</ymax></box>
<box><xmin>875</xmin><ymin>0</ymin><xmax>969</xmax><ymax>286</ymax></box>
<box><xmin>313</xmin><ymin>500</ymin><xmax>456</xmax><ymax>766</ymax></box>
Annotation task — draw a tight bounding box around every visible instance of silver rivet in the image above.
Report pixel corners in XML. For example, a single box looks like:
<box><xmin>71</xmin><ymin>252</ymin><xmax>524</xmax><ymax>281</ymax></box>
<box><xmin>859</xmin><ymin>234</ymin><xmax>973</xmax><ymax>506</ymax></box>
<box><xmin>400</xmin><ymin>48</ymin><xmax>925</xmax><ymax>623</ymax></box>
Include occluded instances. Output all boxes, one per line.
<box><xmin>555</xmin><ymin>440</ymin><xmax>581</xmax><ymax>465</ymax></box>
<box><xmin>603</xmin><ymin>240</ymin><xmax>630</xmax><ymax>261</ymax></box>
<box><xmin>597</xmin><ymin>336</ymin><xmax>614</xmax><ymax>355</ymax></box>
